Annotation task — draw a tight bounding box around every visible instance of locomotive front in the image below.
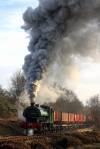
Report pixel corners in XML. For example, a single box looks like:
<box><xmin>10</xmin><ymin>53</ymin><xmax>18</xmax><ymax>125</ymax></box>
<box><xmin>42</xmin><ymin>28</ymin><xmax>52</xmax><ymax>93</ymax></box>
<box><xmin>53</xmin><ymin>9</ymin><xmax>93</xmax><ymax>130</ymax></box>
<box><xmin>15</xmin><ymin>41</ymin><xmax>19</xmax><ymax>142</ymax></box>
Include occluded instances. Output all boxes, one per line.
<box><xmin>21</xmin><ymin>103</ymin><xmax>53</xmax><ymax>135</ymax></box>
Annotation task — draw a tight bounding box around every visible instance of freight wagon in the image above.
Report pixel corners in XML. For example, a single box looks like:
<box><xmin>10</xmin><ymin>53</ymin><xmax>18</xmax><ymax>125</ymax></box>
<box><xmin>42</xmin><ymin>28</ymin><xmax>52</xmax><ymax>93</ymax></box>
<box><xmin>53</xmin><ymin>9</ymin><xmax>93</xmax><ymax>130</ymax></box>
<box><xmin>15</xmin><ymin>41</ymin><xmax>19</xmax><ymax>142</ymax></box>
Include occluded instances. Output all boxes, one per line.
<box><xmin>54</xmin><ymin>112</ymin><xmax>86</xmax><ymax>124</ymax></box>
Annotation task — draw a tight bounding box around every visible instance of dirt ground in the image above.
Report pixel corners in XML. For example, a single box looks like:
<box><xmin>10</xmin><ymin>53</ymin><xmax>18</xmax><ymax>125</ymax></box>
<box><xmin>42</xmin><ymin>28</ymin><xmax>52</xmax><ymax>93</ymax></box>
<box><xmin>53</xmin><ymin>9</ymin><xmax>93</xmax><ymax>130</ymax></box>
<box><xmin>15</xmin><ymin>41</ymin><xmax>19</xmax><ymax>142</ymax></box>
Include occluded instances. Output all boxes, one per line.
<box><xmin>0</xmin><ymin>119</ymin><xmax>100</xmax><ymax>149</ymax></box>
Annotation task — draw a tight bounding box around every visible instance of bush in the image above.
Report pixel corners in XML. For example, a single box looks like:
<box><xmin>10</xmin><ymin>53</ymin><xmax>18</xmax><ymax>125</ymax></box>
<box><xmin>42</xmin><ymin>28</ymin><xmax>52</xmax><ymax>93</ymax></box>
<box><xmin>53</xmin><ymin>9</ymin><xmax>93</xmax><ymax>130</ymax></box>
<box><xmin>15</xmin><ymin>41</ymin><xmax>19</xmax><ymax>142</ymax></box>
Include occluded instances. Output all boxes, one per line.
<box><xmin>0</xmin><ymin>97</ymin><xmax>16</xmax><ymax>118</ymax></box>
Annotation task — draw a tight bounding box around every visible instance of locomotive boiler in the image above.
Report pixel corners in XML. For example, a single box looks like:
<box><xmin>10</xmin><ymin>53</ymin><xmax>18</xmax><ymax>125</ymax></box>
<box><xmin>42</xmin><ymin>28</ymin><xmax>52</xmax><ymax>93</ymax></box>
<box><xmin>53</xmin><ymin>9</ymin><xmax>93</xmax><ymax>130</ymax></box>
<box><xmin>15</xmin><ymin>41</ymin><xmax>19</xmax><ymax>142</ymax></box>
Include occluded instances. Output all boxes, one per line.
<box><xmin>21</xmin><ymin>103</ymin><xmax>53</xmax><ymax>135</ymax></box>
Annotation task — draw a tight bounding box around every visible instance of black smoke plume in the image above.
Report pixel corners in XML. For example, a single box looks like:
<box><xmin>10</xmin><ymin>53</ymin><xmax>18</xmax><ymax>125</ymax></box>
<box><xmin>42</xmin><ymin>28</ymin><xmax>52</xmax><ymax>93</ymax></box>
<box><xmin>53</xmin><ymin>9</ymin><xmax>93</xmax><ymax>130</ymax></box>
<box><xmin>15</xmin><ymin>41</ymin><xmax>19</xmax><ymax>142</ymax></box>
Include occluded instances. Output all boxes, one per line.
<box><xmin>22</xmin><ymin>0</ymin><xmax>100</xmax><ymax>102</ymax></box>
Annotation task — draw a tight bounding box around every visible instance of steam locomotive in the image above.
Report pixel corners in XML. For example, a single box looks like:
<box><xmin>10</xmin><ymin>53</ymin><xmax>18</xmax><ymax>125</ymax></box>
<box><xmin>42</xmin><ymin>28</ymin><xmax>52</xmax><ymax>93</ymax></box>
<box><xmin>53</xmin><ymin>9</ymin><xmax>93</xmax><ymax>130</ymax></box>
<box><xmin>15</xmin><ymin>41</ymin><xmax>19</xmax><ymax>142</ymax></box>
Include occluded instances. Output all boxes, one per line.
<box><xmin>21</xmin><ymin>103</ymin><xmax>93</xmax><ymax>135</ymax></box>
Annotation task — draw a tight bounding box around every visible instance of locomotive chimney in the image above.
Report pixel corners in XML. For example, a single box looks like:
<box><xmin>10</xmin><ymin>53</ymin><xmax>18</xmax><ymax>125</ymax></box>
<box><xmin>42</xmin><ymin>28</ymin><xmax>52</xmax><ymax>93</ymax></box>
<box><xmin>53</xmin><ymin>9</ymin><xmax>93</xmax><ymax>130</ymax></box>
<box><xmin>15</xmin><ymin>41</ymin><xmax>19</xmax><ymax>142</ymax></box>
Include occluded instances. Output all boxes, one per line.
<box><xmin>30</xmin><ymin>94</ymin><xmax>35</xmax><ymax>105</ymax></box>
<box><xmin>29</xmin><ymin>83</ymin><xmax>37</xmax><ymax>105</ymax></box>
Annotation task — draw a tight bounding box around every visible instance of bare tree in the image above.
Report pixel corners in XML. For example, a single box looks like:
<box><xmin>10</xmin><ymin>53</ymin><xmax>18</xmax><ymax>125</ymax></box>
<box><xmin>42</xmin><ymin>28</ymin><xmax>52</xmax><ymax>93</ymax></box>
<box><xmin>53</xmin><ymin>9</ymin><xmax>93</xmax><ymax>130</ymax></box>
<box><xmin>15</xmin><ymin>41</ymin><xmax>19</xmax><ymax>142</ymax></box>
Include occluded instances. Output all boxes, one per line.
<box><xmin>87</xmin><ymin>95</ymin><xmax>100</xmax><ymax>129</ymax></box>
<box><xmin>0</xmin><ymin>85</ymin><xmax>17</xmax><ymax>118</ymax></box>
<box><xmin>9</xmin><ymin>70</ymin><xmax>26</xmax><ymax>101</ymax></box>
<box><xmin>49</xmin><ymin>88</ymin><xmax>84</xmax><ymax>113</ymax></box>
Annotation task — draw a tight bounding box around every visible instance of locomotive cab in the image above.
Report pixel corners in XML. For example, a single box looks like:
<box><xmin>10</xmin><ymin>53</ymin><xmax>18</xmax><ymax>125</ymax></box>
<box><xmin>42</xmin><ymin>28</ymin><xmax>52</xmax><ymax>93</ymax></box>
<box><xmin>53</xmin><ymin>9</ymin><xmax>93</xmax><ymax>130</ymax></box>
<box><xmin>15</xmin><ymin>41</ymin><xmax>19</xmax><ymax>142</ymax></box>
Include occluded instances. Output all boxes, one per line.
<box><xmin>39</xmin><ymin>105</ymin><xmax>54</xmax><ymax>129</ymax></box>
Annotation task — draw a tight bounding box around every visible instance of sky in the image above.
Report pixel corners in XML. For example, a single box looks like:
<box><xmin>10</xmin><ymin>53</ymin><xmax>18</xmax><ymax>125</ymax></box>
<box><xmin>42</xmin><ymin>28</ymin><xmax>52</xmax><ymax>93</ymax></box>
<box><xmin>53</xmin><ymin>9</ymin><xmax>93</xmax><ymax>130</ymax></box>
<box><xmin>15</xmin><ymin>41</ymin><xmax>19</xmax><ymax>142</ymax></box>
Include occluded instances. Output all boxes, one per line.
<box><xmin>0</xmin><ymin>0</ymin><xmax>100</xmax><ymax>103</ymax></box>
<box><xmin>0</xmin><ymin>0</ymin><xmax>38</xmax><ymax>88</ymax></box>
